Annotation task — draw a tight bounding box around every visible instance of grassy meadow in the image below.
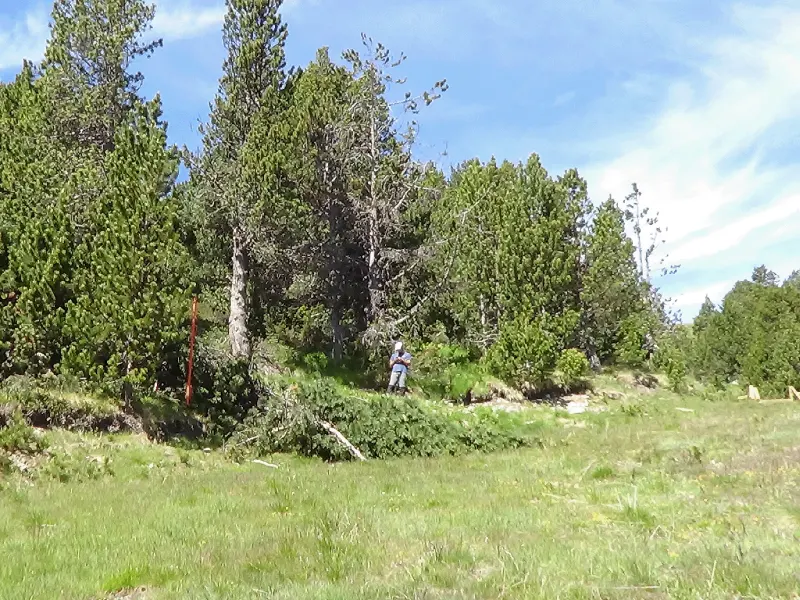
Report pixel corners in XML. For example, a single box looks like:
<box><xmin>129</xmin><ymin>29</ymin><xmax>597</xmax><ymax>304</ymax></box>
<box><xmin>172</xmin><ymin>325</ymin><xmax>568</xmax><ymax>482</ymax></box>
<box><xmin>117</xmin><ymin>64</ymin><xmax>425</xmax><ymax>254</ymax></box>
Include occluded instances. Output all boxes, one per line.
<box><xmin>1</xmin><ymin>382</ymin><xmax>799</xmax><ymax>599</ymax></box>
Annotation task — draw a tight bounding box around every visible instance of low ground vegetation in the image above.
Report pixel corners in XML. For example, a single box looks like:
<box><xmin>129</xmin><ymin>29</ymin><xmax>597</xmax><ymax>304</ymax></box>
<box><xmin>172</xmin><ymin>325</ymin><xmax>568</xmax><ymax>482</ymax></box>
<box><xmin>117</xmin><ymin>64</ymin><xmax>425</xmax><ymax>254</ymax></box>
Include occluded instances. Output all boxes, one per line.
<box><xmin>1</xmin><ymin>378</ymin><xmax>798</xmax><ymax>599</ymax></box>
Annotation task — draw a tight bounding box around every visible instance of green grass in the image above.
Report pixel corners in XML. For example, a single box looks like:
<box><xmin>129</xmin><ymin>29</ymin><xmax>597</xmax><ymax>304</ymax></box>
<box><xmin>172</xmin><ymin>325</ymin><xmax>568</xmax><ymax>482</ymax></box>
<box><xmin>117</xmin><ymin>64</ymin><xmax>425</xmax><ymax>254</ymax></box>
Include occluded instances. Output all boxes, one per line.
<box><xmin>1</xmin><ymin>388</ymin><xmax>800</xmax><ymax>599</ymax></box>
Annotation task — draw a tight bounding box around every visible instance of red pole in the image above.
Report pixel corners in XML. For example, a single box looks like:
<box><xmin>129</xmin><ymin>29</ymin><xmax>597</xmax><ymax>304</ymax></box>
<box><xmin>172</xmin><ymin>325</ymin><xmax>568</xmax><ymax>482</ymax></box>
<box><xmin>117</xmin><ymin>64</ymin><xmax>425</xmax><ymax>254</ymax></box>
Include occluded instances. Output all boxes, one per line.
<box><xmin>185</xmin><ymin>296</ymin><xmax>199</xmax><ymax>406</ymax></box>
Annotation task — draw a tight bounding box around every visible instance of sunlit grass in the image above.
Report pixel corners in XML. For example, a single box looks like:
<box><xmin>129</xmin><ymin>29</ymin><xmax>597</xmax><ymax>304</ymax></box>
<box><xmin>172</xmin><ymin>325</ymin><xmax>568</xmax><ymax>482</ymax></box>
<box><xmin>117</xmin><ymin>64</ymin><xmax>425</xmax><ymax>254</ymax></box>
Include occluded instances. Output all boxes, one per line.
<box><xmin>1</xmin><ymin>388</ymin><xmax>799</xmax><ymax>599</ymax></box>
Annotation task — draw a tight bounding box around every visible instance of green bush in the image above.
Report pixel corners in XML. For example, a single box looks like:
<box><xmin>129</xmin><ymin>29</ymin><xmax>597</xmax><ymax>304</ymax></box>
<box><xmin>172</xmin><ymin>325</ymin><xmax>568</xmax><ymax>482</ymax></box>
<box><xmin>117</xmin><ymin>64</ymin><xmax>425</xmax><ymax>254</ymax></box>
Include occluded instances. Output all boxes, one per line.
<box><xmin>302</xmin><ymin>351</ymin><xmax>329</xmax><ymax>373</ymax></box>
<box><xmin>698</xmin><ymin>386</ymin><xmax>739</xmax><ymax>402</ymax></box>
<box><xmin>486</xmin><ymin>315</ymin><xmax>560</xmax><ymax>386</ymax></box>
<box><xmin>453</xmin><ymin>407</ymin><xmax>533</xmax><ymax>453</ymax></box>
<box><xmin>555</xmin><ymin>349</ymin><xmax>590</xmax><ymax>391</ymax></box>
<box><xmin>412</xmin><ymin>343</ymin><xmax>488</xmax><ymax>400</ymax></box>
<box><xmin>654</xmin><ymin>331</ymin><xmax>689</xmax><ymax>393</ymax></box>
<box><xmin>0</xmin><ymin>410</ymin><xmax>48</xmax><ymax>454</ymax></box>
<box><xmin>662</xmin><ymin>351</ymin><xmax>688</xmax><ymax>393</ymax></box>
<box><xmin>192</xmin><ymin>355</ymin><xmax>258</xmax><ymax>439</ymax></box>
<box><xmin>228</xmin><ymin>377</ymin><xmax>538</xmax><ymax>461</ymax></box>
<box><xmin>614</xmin><ymin>315</ymin><xmax>648</xmax><ymax>367</ymax></box>
<box><xmin>39</xmin><ymin>452</ymin><xmax>114</xmax><ymax>483</ymax></box>
<box><xmin>415</xmin><ymin>343</ymin><xmax>472</xmax><ymax>374</ymax></box>
<box><xmin>446</xmin><ymin>363</ymin><xmax>490</xmax><ymax>399</ymax></box>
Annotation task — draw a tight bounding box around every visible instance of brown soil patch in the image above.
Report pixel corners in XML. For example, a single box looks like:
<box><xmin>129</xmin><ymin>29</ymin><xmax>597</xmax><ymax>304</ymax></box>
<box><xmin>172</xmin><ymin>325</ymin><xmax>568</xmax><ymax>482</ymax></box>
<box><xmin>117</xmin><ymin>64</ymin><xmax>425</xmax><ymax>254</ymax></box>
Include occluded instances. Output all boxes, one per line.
<box><xmin>103</xmin><ymin>587</ymin><xmax>149</xmax><ymax>600</ymax></box>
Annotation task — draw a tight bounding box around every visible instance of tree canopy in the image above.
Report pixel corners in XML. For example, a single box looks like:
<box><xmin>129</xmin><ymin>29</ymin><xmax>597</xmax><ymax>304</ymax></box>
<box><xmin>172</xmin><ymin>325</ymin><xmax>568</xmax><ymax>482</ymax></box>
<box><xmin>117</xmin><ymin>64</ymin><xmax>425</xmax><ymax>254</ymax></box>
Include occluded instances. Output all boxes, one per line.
<box><xmin>3</xmin><ymin>0</ymin><xmax>794</xmax><ymax>410</ymax></box>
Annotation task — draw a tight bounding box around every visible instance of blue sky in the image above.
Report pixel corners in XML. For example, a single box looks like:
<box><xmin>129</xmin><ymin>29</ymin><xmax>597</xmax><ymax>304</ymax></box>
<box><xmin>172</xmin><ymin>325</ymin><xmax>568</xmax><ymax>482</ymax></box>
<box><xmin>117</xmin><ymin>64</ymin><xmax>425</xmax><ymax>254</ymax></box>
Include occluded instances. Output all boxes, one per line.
<box><xmin>2</xmin><ymin>0</ymin><xmax>800</xmax><ymax>320</ymax></box>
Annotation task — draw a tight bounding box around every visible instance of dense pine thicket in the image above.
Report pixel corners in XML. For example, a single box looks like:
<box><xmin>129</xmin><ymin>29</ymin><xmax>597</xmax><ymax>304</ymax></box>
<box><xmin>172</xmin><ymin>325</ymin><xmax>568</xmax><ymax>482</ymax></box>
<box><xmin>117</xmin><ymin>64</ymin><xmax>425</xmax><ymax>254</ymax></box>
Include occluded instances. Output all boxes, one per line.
<box><xmin>2</xmin><ymin>0</ymin><xmax>798</xmax><ymax>422</ymax></box>
<box><xmin>685</xmin><ymin>267</ymin><xmax>800</xmax><ymax>397</ymax></box>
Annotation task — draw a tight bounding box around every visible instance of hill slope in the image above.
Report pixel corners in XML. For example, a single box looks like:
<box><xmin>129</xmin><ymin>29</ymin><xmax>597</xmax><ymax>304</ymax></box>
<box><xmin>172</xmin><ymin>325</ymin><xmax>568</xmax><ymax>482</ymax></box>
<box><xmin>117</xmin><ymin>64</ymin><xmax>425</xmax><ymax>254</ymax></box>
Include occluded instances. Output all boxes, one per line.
<box><xmin>2</xmin><ymin>382</ymin><xmax>799</xmax><ymax>599</ymax></box>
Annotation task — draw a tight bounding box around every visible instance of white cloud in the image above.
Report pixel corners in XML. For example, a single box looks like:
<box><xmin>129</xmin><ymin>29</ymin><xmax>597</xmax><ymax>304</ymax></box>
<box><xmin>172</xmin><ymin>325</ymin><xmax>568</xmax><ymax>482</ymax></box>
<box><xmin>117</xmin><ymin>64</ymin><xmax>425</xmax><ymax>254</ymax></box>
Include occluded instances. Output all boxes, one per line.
<box><xmin>673</xmin><ymin>254</ymin><xmax>800</xmax><ymax>313</ymax></box>
<box><xmin>674</xmin><ymin>279</ymin><xmax>736</xmax><ymax>309</ymax></box>
<box><xmin>152</xmin><ymin>2</ymin><xmax>225</xmax><ymax>41</ymax></box>
<box><xmin>669</xmin><ymin>195</ymin><xmax>800</xmax><ymax>264</ymax></box>
<box><xmin>0</xmin><ymin>8</ymin><xmax>49</xmax><ymax>70</ymax></box>
<box><xmin>0</xmin><ymin>1</ymin><xmax>231</xmax><ymax>71</ymax></box>
<box><xmin>584</xmin><ymin>1</ymin><xmax>800</xmax><ymax>269</ymax></box>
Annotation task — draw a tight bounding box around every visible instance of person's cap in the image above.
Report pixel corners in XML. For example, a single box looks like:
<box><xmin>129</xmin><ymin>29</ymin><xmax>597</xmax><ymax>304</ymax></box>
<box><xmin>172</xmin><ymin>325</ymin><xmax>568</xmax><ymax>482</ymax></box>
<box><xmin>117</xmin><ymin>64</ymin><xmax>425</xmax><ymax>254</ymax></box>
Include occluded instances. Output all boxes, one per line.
<box><xmin>394</xmin><ymin>341</ymin><xmax>403</xmax><ymax>351</ymax></box>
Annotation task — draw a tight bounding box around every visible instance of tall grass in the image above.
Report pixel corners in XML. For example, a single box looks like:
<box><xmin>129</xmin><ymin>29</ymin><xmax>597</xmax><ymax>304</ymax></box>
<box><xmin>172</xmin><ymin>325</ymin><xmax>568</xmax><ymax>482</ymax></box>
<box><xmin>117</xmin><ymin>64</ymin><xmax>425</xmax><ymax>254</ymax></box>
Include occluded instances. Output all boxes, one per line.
<box><xmin>1</xmin><ymin>388</ymin><xmax>799</xmax><ymax>599</ymax></box>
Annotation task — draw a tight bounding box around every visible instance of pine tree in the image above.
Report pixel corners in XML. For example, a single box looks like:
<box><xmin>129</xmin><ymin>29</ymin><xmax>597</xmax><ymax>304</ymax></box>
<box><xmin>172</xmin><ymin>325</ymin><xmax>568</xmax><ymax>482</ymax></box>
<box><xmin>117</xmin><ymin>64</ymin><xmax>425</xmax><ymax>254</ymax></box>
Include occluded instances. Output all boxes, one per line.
<box><xmin>0</xmin><ymin>0</ymin><xmax>188</xmax><ymax>391</ymax></box>
<box><xmin>581</xmin><ymin>198</ymin><xmax>645</xmax><ymax>362</ymax></box>
<box><xmin>486</xmin><ymin>157</ymin><xmax>588</xmax><ymax>383</ymax></box>
<box><xmin>432</xmin><ymin>155</ymin><xmax>591</xmax><ymax>384</ymax></box>
<box><xmin>431</xmin><ymin>158</ymin><xmax>517</xmax><ymax>349</ymax></box>
<box><xmin>263</xmin><ymin>39</ymin><xmax>448</xmax><ymax>357</ymax></box>
<box><xmin>281</xmin><ymin>48</ymin><xmax>364</xmax><ymax>362</ymax></box>
<box><xmin>62</xmin><ymin>98</ymin><xmax>190</xmax><ymax>398</ymax></box>
<box><xmin>693</xmin><ymin>278</ymin><xmax>800</xmax><ymax>394</ymax></box>
<box><xmin>693</xmin><ymin>296</ymin><xmax>718</xmax><ymax>334</ymax></box>
<box><xmin>751</xmin><ymin>264</ymin><xmax>779</xmax><ymax>287</ymax></box>
<box><xmin>784</xmin><ymin>270</ymin><xmax>800</xmax><ymax>290</ymax></box>
<box><xmin>193</xmin><ymin>0</ymin><xmax>291</xmax><ymax>359</ymax></box>
<box><xmin>690</xmin><ymin>296</ymin><xmax>726</xmax><ymax>383</ymax></box>
<box><xmin>41</xmin><ymin>0</ymin><xmax>162</xmax><ymax>152</ymax></box>
<box><xmin>340</xmin><ymin>36</ymin><xmax>447</xmax><ymax>343</ymax></box>
<box><xmin>0</xmin><ymin>65</ymin><xmax>75</xmax><ymax>374</ymax></box>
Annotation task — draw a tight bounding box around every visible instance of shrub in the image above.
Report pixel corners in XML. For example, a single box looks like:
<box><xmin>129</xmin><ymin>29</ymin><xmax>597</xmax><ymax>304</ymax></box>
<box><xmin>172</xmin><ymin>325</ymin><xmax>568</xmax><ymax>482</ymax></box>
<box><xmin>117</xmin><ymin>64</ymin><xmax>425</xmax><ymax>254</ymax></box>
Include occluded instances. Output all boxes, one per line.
<box><xmin>229</xmin><ymin>379</ymin><xmax>456</xmax><ymax>461</ymax></box>
<box><xmin>227</xmin><ymin>377</ymin><xmax>538</xmax><ymax>461</ymax></box>
<box><xmin>412</xmin><ymin>343</ymin><xmax>488</xmax><ymax>401</ymax></box>
<box><xmin>555</xmin><ymin>349</ymin><xmax>590</xmax><ymax>391</ymax></box>
<box><xmin>415</xmin><ymin>343</ymin><xmax>472</xmax><ymax>374</ymax></box>
<box><xmin>446</xmin><ymin>363</ymin><xmax>490</xmax><ymax>399</ymax></box>
<box><xmin>39</xmin><ymin>452</ymin><xmax>113</xmax><ymax>483</ymax></box>
<box><xmin>698</xmin><ymin>387</ymin><xmax>738</xmax><ymax>402</ymax></box>
<box><xmin>453</xmin><ymin>407</ymin><xmax>533</xmax><ymax>453</ymax></box>
<box><xmin>615</xmin><ymin>315</ymin><xmax>649</xmax><ymax>367</ymax></box>
<box><xmin>654</xmin><ymin>333</ymin><xmax>689</xmax><ymax>393</ymax></box>
<box><xmin>302</xmin><ymin>351</ymin><xmax>329</xmax><ymax>373</ymax></box>
<box><xmin>0</xmin><ymin>410</ymin><xmax>48</xmax><ymax>454</ymax></box>
<box><xmin>192</xmin><ymin>356</ymin><xmax>258</xmax><ymax>439</ymax></box>
<box><xmin>487</xmin><ymin>315</ymin><xmax>559</xmax><ymax>386</ymax></box>
<box><xmin>663</xmin><ymin>353</ymin><xmax>688</xmax><ymax>393</ymax></box>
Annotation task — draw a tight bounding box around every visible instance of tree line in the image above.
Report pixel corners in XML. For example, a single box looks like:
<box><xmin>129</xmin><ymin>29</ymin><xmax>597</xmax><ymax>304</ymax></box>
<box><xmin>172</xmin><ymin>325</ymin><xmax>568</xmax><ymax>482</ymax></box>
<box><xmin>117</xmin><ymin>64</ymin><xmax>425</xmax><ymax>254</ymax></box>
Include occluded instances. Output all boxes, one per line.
<box><xmin>3</xmin><ymin>0</ymin><xmax>794</xmax><ymax>409</ymax></box>
<box><xmin>679</xmin><ymin>267</ymin><xmax>800</xmax><ymax>397</ymax></box>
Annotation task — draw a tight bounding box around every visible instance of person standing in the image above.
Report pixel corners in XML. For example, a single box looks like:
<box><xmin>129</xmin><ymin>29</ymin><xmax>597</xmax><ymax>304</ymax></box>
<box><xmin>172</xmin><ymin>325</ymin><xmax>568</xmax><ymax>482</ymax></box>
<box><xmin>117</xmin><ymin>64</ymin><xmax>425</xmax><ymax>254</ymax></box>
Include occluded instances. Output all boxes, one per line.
<box><xmin>387</xmin><ymin>341</ymin><xmax>412</xmax><ymax>394</ymax></box>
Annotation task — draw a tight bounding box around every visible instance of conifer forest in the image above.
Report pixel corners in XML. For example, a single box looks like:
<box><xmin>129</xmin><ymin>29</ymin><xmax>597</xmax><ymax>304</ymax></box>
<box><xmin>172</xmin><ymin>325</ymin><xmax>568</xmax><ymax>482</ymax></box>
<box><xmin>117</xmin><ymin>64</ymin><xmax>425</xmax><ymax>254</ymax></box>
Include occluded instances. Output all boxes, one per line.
<box><xmin>1</xmin><ymin>0</ymin><xmax>799</xmax><ymax>447</ymax></box>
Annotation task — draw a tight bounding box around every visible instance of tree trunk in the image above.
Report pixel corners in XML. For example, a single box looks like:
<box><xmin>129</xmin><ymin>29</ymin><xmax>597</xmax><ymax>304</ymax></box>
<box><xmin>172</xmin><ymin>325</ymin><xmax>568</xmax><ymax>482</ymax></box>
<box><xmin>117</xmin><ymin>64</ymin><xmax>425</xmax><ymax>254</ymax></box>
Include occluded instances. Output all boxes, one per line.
<box><xmin>229</xmin><ymin>230</ymin><xmax>251</xmax><ymax>359</ymax></box>
<box><xmin>367</xmin><ymin>246</ymin><xmax>382</xmax><ymax>323</ymax></box>
<box><xmin>330</xmin><ymin>305</ymin><xmax>344</xmax><ymax>364</ymax></box>
<box><xmin>479</xmin><ymin>294</ymin><xmax>488</xmax><ymax>350</ymax></box>
<box><xmin>122</xmin><ymin>355</ymin><xmax>133</xmax><ymax>408</ymax></box>
<box><xmin>365</xmin><ymin>100</ymin><xmax>383</xmax><ymax>326</ymax></box>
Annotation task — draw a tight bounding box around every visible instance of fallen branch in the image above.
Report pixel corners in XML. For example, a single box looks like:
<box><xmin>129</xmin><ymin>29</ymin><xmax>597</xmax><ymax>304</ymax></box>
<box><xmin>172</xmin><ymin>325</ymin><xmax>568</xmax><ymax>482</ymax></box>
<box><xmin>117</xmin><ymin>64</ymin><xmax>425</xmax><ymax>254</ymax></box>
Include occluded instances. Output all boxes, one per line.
<box><xmin>252</xmin><ymin>460</ymin><xmax>279</xmax><ymax>469</ymax></box>
<box><xmin>318</xmin><ymin>420</ymin><xmax>367</xmax><ymax>461</ymax></box>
